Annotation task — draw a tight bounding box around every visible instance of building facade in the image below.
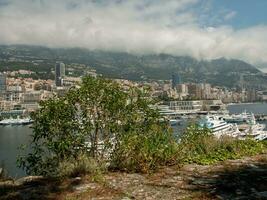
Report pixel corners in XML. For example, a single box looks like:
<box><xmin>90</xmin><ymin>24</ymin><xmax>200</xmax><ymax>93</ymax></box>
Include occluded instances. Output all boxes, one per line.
<box><xmin>0</xmin><ymin>73</ymin><xmax>7</xmax><ymax>93</ymax></box>
<box><xmin>169</xmin><ymin>100</ymin><xmax>202</xmax><ymax>113</ymax></box>
<box><xmin>172</xmin><ymin>73</ymin><xmax>181</xmax><ymax>89</ymax></box>
<box><xmin>55</xmin><ymin>62</ymin><xmax>66</xmax><ymax>86</ymax></box>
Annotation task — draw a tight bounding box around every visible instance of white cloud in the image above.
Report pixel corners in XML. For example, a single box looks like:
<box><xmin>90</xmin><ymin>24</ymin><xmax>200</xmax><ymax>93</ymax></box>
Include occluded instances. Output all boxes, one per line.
<box><xmin>0</xmin><ymin>0</ymin><xmax>267</xmax><ymax>69</ymax></box>
<box><xmin>224</xmin><ymin>11</ymin><xmax>237</xmax><ymax>21</ymax></box>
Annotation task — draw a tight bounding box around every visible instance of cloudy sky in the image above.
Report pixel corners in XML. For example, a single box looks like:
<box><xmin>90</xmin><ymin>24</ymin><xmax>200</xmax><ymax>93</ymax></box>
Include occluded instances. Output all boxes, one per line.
<box><xmin>0</xmin><ymin>0</ymin><xmax>267</xmax><ymax>71</ymax></box>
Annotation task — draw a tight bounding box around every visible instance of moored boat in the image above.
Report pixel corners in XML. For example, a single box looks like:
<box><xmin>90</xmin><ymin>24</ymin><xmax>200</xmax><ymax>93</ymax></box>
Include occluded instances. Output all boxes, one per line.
<box><xmin>199</xmin><ymin>112</ymin><xmax>267</xmax><ymax>141</ymax></box>
<box><xmin>0</xmin><ymin>117</ymin><xmax>33</xmax><ymax>126</ymax></box>
<box><xmin>198</xmin><ymin>115</ymin><xmax>238</xmax><ymax>137</ymax></box>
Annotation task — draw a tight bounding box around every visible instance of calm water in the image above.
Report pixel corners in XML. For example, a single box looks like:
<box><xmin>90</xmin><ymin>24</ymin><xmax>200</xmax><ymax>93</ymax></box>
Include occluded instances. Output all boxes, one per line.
<box><xmin>0</xmin><ymin>103</ymin><xmax>267</xmax><ymax>178</ymax></box>
<box><xmin>0</xmin><ymin>126</ymin><xmax>32</xmax><ymax>178</ymax></box>
<box><xmin>227</xmin><ymin>103</ymin><xmax>267</xmax><ymax>115</ymax></box>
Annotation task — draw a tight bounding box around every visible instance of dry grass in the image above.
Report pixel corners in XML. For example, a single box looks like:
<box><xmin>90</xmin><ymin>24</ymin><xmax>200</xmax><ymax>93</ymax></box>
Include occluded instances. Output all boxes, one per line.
<box><xmin>58</xmin><ymin>154</ymin><xmax>106</xmax><ymax>178</ymax></box>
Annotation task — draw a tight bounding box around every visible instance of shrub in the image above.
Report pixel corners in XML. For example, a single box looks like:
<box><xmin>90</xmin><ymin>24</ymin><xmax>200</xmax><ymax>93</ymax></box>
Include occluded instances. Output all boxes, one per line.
<box><xmin>18</xmin><ymin>76</ymin><xmax>175</xmax><ymax>176</ymax></box>
<box><xmin>110</xmin><ymin>124</ymin><xmax>178</xmax><ymax>173</ymax></box>
<box><xmin>177</xmin><ymin>124</ymin><xmax>266</xmax><ymax>165</ymax></box>
<box><xmin>58</xmin><ymin>153</ymin><xmax>105</xmax><ymax>178</ymax></box>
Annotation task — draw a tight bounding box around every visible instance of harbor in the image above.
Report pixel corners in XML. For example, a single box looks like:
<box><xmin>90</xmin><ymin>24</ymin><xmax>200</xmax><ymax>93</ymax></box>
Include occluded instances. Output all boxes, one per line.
<box><xmin>158</xmin><ymin>102</ymin><xmax>267</xmax><ymax>141</ymax></box>
<box><xmin>1</xmin><ymin>103</ymin><xmax>267</xmax><ymax>178</ymax></box>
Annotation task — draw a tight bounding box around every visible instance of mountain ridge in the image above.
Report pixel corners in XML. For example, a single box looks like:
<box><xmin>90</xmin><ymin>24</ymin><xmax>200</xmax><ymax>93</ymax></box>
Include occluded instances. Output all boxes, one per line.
<box><xmin>0</xmin><ymin>45</ymin><xmax>266</xmax><ymax>89</ymax></box>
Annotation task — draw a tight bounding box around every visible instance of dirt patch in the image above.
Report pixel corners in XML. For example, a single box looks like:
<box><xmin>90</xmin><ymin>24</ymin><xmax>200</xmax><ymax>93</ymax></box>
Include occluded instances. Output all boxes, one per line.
<box><xmin>1</xmin><ymin>154</ymin><xmax>266</xmax><ymax>200</ymax></box>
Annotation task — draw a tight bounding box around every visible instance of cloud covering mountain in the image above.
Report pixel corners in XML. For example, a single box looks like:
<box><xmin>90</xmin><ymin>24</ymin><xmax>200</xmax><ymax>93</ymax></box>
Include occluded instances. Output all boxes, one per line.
<box><xmin>0</xmin><ymin>0</ymin><xmax>267</xmax><ymax>69</ymax></box>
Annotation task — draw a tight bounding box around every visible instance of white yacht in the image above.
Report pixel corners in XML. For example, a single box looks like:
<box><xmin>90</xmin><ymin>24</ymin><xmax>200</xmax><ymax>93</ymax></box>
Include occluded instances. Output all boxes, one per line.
<box><xmin>223</xmin><ymin>110</ymin><xmax>251</xmax><ymax>123</ymax></box>
<box><xmin>208</xmin><ymin>112</ymin><xmax>267</xmax><ymax>140</ymax></box>
<box><xmin>198</xmin><ymin>115</ymin><xmax>238</xmax><ymax>137</ymax></box>
<box><xmin>244</xmin><ymin>113</ymin><xmax>267</xmax><ymax>140</ymax></box>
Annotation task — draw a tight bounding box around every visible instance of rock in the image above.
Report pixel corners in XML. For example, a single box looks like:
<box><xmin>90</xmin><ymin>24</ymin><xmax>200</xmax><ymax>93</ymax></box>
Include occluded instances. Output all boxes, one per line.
<box><xmin>71</xmin><ymin>177</ymin><xmax>82</xmax><ymax>185</ymax></box>
<box><xmin>15</xmin><ymin>176</ymin><xmax>44</xmax><ymax>185</ymax></box>
<box><xmin>248</xmin><ymin>164</ymin><xmax>259</xmax><ymax>168</ymax></box>
<box><xmin>0</xmin><ymin>180</ymin><xmax>15</xmax><ymax>187</ymax></box>
<box><xmin>73</xmin><ymin>183</ymin><xmax>99</xmax><ymax>192</ymax></box>
<box><xmin>192</xmin><ymin>178</ymin><xmax>217</xmax><ymax>185</ymax></box>
<box><xmin>74</xmin><ymin>177</ymin><xmax>82</xmax><ymax>181</ymax></box>
<box><xmin>121</xmin><ymin>197</ymin><xmax>131</xmax><ymax>200</ymax></box>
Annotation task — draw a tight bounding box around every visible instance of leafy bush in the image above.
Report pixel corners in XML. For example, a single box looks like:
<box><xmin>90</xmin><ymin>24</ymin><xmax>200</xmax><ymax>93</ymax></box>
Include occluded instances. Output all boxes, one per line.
<box><xmin>17</xmin><ymin>97</ymin><xmax>87</xmax><ymax>176</ymax></box>
<box><xmin>178</xmin><ymin>124</ymin><xmax>266</xmax><ymax>165</ymax></box>
<box><xmin>18</xmin><ymin>76</ymin><xmax>177</xmax><ymax>176</ymax></box>
<box><xmin>110</xmin><ymin>124</ymin><xmax>178</xmax><ymax>173</ymax></box>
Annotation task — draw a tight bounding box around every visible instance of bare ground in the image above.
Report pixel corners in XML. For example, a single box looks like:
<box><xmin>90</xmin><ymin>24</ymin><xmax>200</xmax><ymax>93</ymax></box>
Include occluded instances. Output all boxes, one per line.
<box><xmin>1</xmin><ymin>154</ymin><xmax>267</xmax><ymax>200</ymax></box>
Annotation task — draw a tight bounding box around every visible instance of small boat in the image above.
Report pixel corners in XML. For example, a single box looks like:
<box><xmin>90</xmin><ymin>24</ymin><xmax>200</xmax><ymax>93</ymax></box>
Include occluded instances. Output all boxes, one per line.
<box><xmin>254</xmin><ymin>133</ymin><xmax>267</xmax><ymax>141</ymax></box>
<box><xmin>223</xmin><ymin>110</ymin><xmax>250</xmax><ymax>123</ymax></box>
<box><xmin>0</xmin><ymin>117</ymin><xmax>33</xmax><ymax>126</ymax></box>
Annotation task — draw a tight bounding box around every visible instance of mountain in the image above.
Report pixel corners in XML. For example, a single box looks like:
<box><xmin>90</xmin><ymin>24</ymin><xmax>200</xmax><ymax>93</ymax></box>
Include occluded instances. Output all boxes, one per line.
<box><xmin>0</xmin><ymin>45</ymin><xmax>266</xmax><ymax>89</ymax></box>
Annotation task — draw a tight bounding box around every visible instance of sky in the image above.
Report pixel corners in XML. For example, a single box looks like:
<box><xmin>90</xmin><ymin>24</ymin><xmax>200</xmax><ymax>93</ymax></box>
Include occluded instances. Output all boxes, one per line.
<box><xmin>0</xmin><ymin>0</ymin><xmax>267</xmax><ymax>71</ymax></box>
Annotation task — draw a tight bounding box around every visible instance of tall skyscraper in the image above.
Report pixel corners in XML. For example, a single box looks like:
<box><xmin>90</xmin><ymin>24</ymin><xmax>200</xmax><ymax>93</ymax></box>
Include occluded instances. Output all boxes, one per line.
<box><xmin>55</xmin><ymin>62</ymin><xmax>65</xmax><ymax>86</ymax></box>
<box><xmin>172</xmin><ymin>73</ymin><xmax>181</xmax><ymax>89</ymax></box>
<box><xmin>0</xmin><ymin>72</ymin><xmax>7</xmax><ymax>93</ymax></box>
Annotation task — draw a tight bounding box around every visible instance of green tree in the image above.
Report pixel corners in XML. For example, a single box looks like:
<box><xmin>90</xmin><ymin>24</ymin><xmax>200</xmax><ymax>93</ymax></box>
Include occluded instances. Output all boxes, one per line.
<box><xmin>18</xmin><ymin>97</ymin><xmax>85</xmax><ymax>176</ymax></box>
<box><xmin>18</xmin><ymin>76</ymin><xmax>176</xmax><ymax>176</ymax></box>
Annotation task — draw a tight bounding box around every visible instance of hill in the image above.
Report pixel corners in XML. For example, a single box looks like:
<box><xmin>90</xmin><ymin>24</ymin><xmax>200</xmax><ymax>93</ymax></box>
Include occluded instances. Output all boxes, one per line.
<box><xmin>0</xmin><ymin>45</ymin><xmax>266</xmax><ymax>89</ymax></box>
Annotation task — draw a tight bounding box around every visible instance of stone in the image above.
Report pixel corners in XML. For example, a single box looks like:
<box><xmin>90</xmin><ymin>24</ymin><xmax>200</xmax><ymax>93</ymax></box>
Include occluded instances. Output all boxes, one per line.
<box><xmin>0</xmin><ymin>168</ymin><xmax>3</xmax><ymax>176</ymax></box>
<box><xmin>192</xmin><ymin>178</ymin><xmax>217</xmax><ymax>185</ymax></box>
<box><xmin>15</xmin><ymin>176</ymin><xmax>44</xmax><ymax>185</ymax></box>
<box><xmin>73</xmin><ymin>183</ymin><xmax>98</xmax><ymax>192</ymax></box>
<box><xmin>121</xmin><ymin>197</ymin><xmax>131</xmax><ymax>200</ymax></box>
<box><xmin>0</xmin><ymin>180</ymin><xmax>15</xmax><ymax>187</ymax></box>
<box><xmin>71</xmin><ymin>177</ymin><xmax>82</xmax><ymax>185</ymax></box>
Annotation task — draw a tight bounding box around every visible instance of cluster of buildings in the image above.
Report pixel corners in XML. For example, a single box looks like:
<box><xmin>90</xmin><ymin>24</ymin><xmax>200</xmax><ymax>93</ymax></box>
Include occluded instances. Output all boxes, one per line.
<box><xmin>148</xmin><ymin>73</ymin><xmax>264</xmax><ymax>104</ymax></box>
<box><xmin>0</xmin><ymin>73</ymin><xmax>54</xmax><ymax>117</ymax></box>
<box><xmin>0</xmin><ymin>62</ymin><xmax>88</xmax><ymax>118</ymax></box>
<box><xmin>0</xmin><ymin>66</ymin><xmax>266</xmax><ymax>118</ymax></box>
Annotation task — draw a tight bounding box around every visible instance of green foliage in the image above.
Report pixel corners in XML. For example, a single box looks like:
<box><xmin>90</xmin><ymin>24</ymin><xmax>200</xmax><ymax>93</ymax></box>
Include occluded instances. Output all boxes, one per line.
<box><xmin>0</xmin><ymin>61</ymin><xmax>54</xmax><ymax>80</ymax></box>
<box><xmin>18</xmin><ymin>75</ymin><xmax>265</xmax><ymax>176</ymax></box>
<box><xmin>18</xmin><ymin>76</ymin><xmax>177</xmax><ymax>176</ymax></box>
<box><xmin>111</xmin><ymin>124</ymin><xmax>178</xmax><ymax>173</ymax></box>
<box><xmin>17</xmin><ymin>97</ymin><xmax>86</xmax><ymax>176</ymax></box>
<box><xmin>178</xmin><ymin>125</ymin><xmax>266</xmax><ymax>165</ymax></box>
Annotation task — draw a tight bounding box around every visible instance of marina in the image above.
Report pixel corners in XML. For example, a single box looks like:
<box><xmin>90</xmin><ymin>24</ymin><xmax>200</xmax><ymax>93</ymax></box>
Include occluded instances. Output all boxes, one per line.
<box><xmin>159</xmin><ymin>103</ymin><xmax>267</xmax><ymax>141</ymax></box>
<box><xmin>0</xmin><ymin>103</ymin><xmax>267</xmax><ymax>178</ymax></box>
